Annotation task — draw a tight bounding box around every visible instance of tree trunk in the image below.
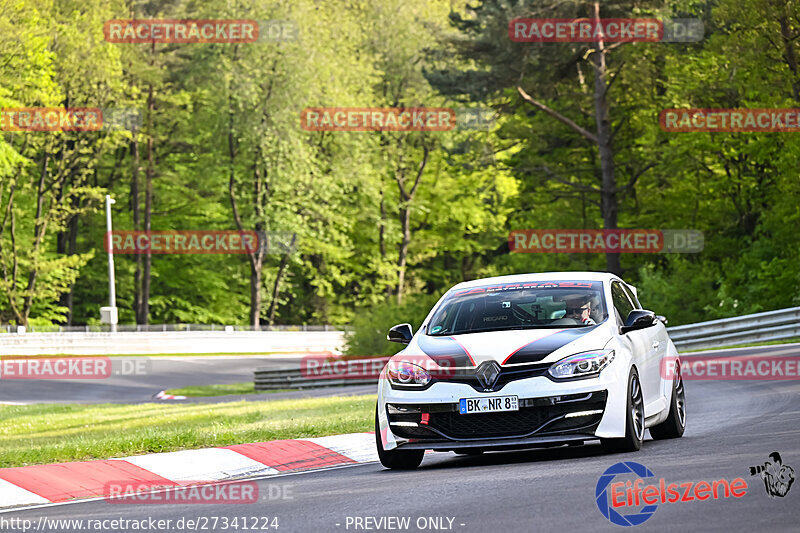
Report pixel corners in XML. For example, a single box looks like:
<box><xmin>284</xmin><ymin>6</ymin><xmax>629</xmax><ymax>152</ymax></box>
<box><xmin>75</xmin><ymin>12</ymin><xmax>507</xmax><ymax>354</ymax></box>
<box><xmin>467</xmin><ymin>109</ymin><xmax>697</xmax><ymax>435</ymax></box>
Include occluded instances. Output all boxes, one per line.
<box><xmin>226</xmin><ymin>76</ymin><xmax>266</xmax><ymax>328</ymax></box>
<box><xmin>591</xmin><ymin>2</ymin><xmax>621</xmax><ymax>276</ymax></box>
<box><xmin>379</xmin><ymin>189</ymin><xmax>387</xmax><ymax>259</ymax></box>
<box><xmin>515</xmin><ymin>3</ymin><xmax>624</xmax><ymax>277</ymax></box>
<box><xmin>777</xmin><ymin>11</ymin><xmax>800</xmax><ymax>103</ymax></box>
<box><xmin>396</xmin><ymin>205</ymin><xmax>411</xmax><ymax>304</ymax></box>
<box><xmin>266</xmin><ymin>234</ymin><xmax>296</xmax><ymax>324</ymax></box>
<box><xmin>57</xmin><ymin>213</ymin><xmax>79</xmax><ymax>325</ymax></box>
<box><xmin>249</xmin><ymin>260</ymin><xmax>263</xmax><ymax>326</ymax></box>
<box><xmin>0</xmin><ymin>164</ymin><xmax>22</xmax><ymax>324</ymax></box>
<box><xmin>139</xmin><ymin>83</ymin><xmax>154</xmax><ymax>324</ymax></box>
<box><xmin>131</xmin><ymin>135</ymin><xmax>143</xmax><ymax>322</ymax></box>
<box><xmin>21</xmin><ymin>152</ymin><xmax>51</xmax><ymax>324</ymax></box>
<box><xmin>380</xmin><ymin>187</ymin><xmax>391</xmax><ymax>298</ymax></box>
<box><xmin>394</xmin><ymin>144</ymin><xmax>429</xmax><ymax>305</ymax></box>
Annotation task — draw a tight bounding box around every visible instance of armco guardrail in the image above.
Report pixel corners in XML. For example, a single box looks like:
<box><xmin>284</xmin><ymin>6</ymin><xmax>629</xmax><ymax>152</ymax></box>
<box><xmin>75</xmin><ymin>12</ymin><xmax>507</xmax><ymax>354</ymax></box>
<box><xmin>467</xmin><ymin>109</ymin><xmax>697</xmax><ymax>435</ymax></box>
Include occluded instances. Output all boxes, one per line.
<box><xmin>0</xmin><ymin>330</ymin><xmax>345</xmax><ymax>356</ymax></box>
<box><xmin>667</xmin><ymin>307</ymin><xmax>800</xmax><ymax>352</ymax></box>
<box><xmin>254</xmin><ymin>365</ymin><xmax>378</xmax><ymax>391</ymax></box>
<box><xmin>252</xmin><ymin>308</ymin><xmax>800</xmax><ymax>390</ymax></box>
<box><xmin>2</xmin><ymin>324</ymin><xmax>337</xmax><ymax>333</ymax></box>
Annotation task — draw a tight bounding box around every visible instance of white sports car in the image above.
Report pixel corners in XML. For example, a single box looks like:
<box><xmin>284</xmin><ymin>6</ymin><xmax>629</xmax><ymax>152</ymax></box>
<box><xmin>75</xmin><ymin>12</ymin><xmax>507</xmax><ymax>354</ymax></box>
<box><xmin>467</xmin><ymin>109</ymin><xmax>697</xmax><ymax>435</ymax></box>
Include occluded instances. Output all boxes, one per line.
<box><xmin>375</xmin><ymin>272</ymin><xmax>686</xmax><ymax>469</ymax></box>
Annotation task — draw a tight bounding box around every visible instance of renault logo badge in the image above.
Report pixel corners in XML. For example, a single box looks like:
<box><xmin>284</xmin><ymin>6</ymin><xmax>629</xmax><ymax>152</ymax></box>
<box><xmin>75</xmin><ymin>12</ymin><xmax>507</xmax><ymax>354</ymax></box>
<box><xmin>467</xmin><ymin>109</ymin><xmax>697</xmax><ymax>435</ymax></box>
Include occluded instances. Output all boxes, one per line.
<box><xmin>475</xmin><ymin>361</ymin><xmax>501</xmax><ymax>390</ymax></box>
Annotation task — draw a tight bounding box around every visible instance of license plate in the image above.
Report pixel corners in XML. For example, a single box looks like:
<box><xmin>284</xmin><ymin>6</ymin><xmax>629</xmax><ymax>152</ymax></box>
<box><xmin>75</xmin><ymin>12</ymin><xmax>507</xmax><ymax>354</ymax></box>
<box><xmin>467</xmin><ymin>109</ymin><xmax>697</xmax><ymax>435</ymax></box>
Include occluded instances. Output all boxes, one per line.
<box><xmin>459</xmin><ymin>395</ymin><xmax>518</xmax><ymax>414</ymax></box>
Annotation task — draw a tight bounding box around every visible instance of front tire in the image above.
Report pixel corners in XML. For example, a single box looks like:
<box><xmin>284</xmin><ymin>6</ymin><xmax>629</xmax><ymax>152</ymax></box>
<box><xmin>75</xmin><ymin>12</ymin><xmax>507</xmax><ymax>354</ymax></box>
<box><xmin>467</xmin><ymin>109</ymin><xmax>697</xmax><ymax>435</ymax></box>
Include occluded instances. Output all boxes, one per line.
<box><xmin>601</xmin><ymin>368</ymin><xmax>645</xmax><ymax>453</ymax></box>
<box><xmin>375</xmin><ymin>406</ymin><xmax>424</xmax><ymax>470</ymax></box>
<box><xmin>649</xmin><ymin>362</ymin><xmax>686</xmax><ymax>439</ymax></box>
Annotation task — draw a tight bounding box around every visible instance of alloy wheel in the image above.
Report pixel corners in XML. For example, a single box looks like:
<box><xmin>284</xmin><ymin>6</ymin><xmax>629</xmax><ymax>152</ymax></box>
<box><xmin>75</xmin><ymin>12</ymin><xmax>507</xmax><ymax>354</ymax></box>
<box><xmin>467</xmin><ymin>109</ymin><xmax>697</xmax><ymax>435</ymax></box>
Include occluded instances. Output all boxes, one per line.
<box><xmin>630</xmin><ymin>374</ymin><xmax>645</xmax><ymax>441</ymax></box>
<box><xmin>674</xmin><ymin>366</ymin><xmax>686</xmax><ymax>428</ymax></box>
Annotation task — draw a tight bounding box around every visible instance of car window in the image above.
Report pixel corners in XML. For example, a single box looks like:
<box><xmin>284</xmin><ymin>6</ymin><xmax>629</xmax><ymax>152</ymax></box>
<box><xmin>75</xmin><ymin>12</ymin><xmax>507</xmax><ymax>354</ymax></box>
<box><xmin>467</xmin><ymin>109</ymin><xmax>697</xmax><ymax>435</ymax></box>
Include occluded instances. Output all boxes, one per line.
<box><xmin>427</xmin><ymin>281</ymin><xmax>608</xmax><ymax>335</ymax></box>
<box><xmin>622</xmin><ymin>284</ymin><xmax>641</xmax><ymax>309</ymax></box>
<box><xmin>611</xmin><ymin>281</ymin><xmax>635</xmax><ymax>323</ymax></box>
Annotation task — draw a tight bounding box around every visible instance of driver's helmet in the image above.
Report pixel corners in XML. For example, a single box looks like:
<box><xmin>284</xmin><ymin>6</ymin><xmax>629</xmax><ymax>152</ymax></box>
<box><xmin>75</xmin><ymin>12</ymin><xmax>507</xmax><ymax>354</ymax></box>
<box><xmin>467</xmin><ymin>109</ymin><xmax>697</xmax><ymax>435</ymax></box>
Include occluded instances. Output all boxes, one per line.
<box><xmin>557</xmin><ymin>293</ymin><xmax>592</xmax><ymax>315</ymax></box>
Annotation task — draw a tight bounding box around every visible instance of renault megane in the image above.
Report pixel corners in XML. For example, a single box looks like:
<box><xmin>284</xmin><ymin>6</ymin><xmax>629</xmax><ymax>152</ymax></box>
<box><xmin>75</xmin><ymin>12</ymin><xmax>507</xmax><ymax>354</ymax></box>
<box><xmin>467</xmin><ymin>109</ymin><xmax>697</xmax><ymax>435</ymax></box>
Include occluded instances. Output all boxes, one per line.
<box><xmin>375</xmin><ymin>272</ymin><xmax>686</xmax><ymax>469</ymax></box>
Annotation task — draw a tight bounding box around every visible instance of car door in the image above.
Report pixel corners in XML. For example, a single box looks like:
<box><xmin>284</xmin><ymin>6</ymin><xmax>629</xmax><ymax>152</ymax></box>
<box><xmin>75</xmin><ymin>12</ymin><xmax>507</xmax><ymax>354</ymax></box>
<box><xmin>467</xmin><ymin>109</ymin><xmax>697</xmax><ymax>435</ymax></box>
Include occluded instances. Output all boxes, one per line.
<box><xmin>622</xmin><ymin>283</ymin><xmax>668</xmax><ymax>411</ymax></box>
<box><xmin>611</xmin><ymin>281</ymin><xmax>658</xmax><ymax>414</ymax></box>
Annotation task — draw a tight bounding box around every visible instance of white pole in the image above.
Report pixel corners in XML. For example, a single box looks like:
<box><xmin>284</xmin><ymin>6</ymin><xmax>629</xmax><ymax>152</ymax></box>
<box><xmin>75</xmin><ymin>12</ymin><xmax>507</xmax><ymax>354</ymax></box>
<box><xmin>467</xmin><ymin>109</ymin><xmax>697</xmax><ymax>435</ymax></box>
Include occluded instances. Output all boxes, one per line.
<box><xmin>106</xmin><ymin>195</ymin><xmax>117</xmax><ymax>332</ymax></box>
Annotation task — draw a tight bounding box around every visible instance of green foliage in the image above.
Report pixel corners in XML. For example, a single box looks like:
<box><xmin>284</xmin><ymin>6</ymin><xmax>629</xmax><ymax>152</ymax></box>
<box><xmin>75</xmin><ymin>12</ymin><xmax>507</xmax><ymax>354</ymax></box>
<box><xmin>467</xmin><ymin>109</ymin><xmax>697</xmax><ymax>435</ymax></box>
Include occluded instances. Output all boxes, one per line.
<box><xmin>1</xmin><ymin>0</ymin><xmax>798</xmax><ymax>327</ymax></box>
<box><xmin>343</xmin><ymin>293</ymin><xmax>443</xmax><ymax>356</ymax></box>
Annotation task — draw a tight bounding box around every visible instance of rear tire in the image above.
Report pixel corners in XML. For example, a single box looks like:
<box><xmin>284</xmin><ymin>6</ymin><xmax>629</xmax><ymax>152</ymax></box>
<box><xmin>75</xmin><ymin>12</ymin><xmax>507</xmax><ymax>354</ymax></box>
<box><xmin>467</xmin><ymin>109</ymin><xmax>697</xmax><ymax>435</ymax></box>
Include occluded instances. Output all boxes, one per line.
<box><xmin>649</xmin><ymin>362</ymin><xmax>686</xmax><ymax>440</ymax></box>
<box><xmin>375</xmin><ymin>406</ymin><xmax>424</xmax><ymax>470</ymax></box>
<box><xmin>601</xmin><ymin>368</ymin><xmax>644</xmax><ymax>453</ymax></box>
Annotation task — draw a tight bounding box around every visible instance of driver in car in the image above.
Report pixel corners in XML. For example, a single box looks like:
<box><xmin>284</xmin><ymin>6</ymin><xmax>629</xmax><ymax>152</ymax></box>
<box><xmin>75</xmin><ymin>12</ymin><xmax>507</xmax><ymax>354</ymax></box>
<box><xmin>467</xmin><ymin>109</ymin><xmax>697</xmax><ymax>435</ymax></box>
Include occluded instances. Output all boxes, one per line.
<box><xmin>564</xmin><ymin>296</ymin><xmax>596</xmax><ymax>325</ymax></box>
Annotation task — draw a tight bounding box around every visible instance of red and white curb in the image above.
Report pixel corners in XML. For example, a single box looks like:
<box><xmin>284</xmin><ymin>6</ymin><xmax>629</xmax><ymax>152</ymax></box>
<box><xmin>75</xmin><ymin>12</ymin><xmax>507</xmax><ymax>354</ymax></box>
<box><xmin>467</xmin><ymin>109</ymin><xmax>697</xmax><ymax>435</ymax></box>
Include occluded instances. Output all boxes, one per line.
<box><xmin>153</xmin><ymin>390</ymin><xmax>187</xmax><ymax>400</ymax></box>
<box><xmin>0</xmin><ymin>432</ymin><xmax>377</xmax><ymax>509</ymax></box>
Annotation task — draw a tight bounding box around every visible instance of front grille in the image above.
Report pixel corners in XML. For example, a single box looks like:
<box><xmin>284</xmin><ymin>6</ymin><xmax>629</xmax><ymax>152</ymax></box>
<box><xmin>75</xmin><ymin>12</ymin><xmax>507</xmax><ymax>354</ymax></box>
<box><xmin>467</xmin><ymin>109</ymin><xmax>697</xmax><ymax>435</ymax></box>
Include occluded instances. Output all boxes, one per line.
<box><xmin>440</xmin><ymin>363</ymin><xmax>550</xmax><ymax>392</ymax></box>
<box><xmin>427</xmin><ymin>406</ymin><xmax>593</xmax><ymax>438</ymax></box>
<box><xmin>388</xmin><ymin>391</ymin><xmax>607</xmax><ymax>441</ymax></box>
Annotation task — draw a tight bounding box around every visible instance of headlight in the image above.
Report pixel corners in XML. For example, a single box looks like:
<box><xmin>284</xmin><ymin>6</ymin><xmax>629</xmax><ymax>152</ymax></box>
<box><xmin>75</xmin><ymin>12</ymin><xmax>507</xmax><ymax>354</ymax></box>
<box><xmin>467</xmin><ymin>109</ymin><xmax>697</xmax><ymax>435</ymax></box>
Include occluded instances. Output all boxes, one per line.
<box><xmin>548</xmin><ymin>350</ymin><xmax>615</xmax><ymax>380</ymax></box>
<box><xmin>387</xmin><ymin>361</ymin><xmax>431</xmax><ymax>387</ymax></box>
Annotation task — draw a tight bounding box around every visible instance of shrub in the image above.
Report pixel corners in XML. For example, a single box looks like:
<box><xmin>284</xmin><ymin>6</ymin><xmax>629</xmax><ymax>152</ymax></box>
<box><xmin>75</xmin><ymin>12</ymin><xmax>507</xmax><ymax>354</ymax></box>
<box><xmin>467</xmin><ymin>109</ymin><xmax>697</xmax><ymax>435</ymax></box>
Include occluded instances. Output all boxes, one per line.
<box><xmin>343</xmin><ymin>293</ymin><xmax>442</xmax><ymax>356</ymax></box>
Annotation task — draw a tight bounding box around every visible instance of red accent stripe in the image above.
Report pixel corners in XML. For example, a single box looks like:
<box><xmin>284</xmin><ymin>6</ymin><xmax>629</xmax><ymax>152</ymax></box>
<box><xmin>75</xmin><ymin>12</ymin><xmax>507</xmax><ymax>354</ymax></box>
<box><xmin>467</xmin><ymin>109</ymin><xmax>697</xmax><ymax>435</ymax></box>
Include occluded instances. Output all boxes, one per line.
<box><xmin>449</xmin><ymin>336</ymin><xmax>476</xmax><ymax>366</ymax></box>
<box><xmin>501</xmin><ymin>329</ymin><xmax>566</xmax><ymax>365</ymax></box>
<box><xmin>0</xmin><ymin>460</ymin><xmax>177</xmax><ymax>502</ymax></box>
<box><xmin>224</xmin><ymin>440</ymin><xmax>356</xmax><ymax>472</ymax></box>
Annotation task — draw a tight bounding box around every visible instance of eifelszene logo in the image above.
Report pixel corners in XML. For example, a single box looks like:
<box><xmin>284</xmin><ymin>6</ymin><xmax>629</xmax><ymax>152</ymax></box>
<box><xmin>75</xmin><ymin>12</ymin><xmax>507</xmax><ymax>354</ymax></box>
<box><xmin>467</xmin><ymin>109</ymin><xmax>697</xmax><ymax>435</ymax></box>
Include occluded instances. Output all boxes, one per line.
<box><xmin>596</xmin><ymin>462</ymin><xmax>658</xmax><ymax>526</ymax></box>
<box><xmin>749</xmin><ymin>452</ymin><xmax>795</xmax><ymax>498</ymax></box>
<box><xmin>595</xmin><ymin>462</ymin><xmax>748</xmax><ymax>526</ymax></box>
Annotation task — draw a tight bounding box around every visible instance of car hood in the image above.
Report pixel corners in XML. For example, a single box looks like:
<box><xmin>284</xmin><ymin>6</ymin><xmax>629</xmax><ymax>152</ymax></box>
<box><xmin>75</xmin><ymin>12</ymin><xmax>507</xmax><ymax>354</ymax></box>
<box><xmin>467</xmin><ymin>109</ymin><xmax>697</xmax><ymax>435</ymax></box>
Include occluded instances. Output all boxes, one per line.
<box><xmin>408</xmin><ymin>323</ymin><xmax>613</xmax><ymax>367</ymax></box>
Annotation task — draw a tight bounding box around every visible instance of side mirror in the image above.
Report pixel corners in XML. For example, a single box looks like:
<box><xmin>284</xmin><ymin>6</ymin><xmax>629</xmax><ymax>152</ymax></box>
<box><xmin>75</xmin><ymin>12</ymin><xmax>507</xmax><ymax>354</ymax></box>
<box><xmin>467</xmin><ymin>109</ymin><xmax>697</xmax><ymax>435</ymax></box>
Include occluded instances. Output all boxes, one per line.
<box><xmin>656</xmin><ymin>315</ymin><xmax>668</xmax><ymax>325</ymax></box>
<box><xmin>620</xmin><ymin>310</ymin><xmax>657</xmax><ymax>334</ymax></box>
<box><xmin>387</xmin><ymin>323</ymin><xmax>414</xmax><ymax>344</ymax></box>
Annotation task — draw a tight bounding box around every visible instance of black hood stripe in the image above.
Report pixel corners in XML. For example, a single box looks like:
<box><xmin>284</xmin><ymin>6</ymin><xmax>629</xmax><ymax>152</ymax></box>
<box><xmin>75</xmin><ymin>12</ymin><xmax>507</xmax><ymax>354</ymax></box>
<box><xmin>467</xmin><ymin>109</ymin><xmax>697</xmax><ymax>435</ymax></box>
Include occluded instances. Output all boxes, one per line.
<box><xmin>502</xmin><ymin>326</ymin><xmax>600</xmax><ymax>364</ymax></box>
<box><xmin>501</xmin><ymin>329</ymin><xmax>566</xmax><ymax>364</ymax></box>
<box><xmin>418</xmin><ymin>326</ymin><xmax>599</xmax><ymax>367</ymax></box>
<box><xmin>416</xmin><ymin>335</ymin><xmax>476</xmax><ymax>367</ymax></box>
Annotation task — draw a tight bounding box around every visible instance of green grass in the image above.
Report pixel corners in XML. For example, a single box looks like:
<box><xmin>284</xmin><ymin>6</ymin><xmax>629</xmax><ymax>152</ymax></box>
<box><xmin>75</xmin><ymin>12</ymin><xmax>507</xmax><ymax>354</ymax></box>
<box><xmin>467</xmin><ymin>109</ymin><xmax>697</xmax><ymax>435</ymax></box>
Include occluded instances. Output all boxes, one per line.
<box><xmin>0</xmin><ymin>395</ymin><xmax>376</xmax><ymax>468</ymax></box>
<box><xmin>681</xmin><ymin>337</ymin><xmax>800</xmax><ymax>353</ymax></box>
<box><xmin>164</xmin><ymin>382</ymin><xmax>296</xmax><ymax>397</ymax></box>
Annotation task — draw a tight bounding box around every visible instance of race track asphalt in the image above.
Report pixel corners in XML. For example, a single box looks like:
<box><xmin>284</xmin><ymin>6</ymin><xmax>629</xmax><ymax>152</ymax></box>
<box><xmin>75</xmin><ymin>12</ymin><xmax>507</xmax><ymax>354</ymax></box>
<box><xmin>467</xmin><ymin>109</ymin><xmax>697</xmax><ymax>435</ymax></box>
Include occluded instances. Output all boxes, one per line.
<box><xmin>1</xmin><ymin>344</ymin><xmax>799</xmax><ymax>532</ymax></box>
<box><xmin>0</xmin><ymin>355</ymin><xmax>375</xmax><ymax>404</ymax></box>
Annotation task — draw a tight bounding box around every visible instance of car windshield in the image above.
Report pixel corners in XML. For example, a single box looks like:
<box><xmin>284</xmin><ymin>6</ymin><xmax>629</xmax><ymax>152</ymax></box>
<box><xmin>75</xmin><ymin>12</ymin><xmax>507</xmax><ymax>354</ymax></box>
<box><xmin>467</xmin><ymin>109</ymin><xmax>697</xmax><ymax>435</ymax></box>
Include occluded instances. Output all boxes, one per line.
<box><xmin>426</xmin><ymin>281</ymin><xmax>607</xmax><ymax>336</ymax></box>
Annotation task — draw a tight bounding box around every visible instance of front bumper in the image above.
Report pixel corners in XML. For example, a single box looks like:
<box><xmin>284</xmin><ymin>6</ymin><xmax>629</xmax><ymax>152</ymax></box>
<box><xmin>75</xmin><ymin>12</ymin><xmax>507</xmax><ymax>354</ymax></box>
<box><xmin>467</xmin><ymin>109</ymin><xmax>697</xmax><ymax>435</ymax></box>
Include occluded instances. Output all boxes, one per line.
<box><xmin>398</xmin><ymin>434</ymin><xmax>593</xmax><ymax>452</ymax></box>
<box><xmin>377</xmin><ymin>362</ymin><xmax>629</xmax><ymax>451</ymax></box>
<box><xmin>387</xmin><ymin>390</ymin><xmax>605</xmax><ymax>444</ymax></box>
